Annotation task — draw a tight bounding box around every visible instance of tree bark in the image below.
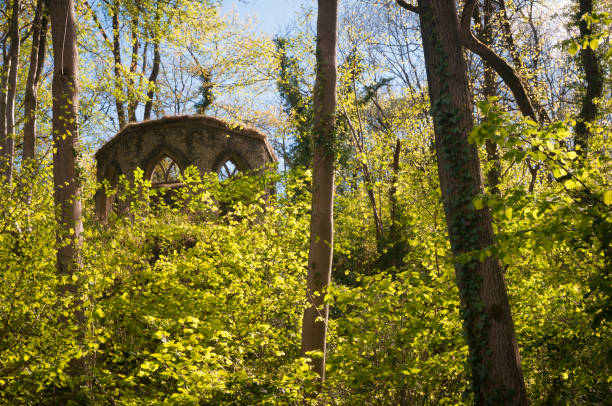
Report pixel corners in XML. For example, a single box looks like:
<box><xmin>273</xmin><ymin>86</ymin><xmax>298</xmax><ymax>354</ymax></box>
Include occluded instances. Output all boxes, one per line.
<box><xmin>49</xmin><ymin>0</ymin><xmax>85</xmax><ymax>383</ymax></box>
<box><xmin>143</xmin><ymin>2</ymin><xmax>162</xmax><ymax>121</ymax></box>
<box><xmin>23</xmin><ymin>0</ymin><xmax>49</xmax><ymax>164</ymax></box>
<box><xmin>127</xmin><ymin>14</ymin><xmax>140</xmax><ymax>122</ymax></box>
<box><xmin>479</xmin><ymin>0</ymin><xmax>502</xmax><ymax>196</ymax></box>
<box><xmin>389</xmin><ymin>137</ymin><xmax>401</xmax><ymax>243</ymax></box>
<box><xmin>143</xmin><ymin>37</ymin><xmax>160</xmax><ymax>120</ymax></box>
<box><xmin>0</xmin><ymin>40</ymin><xmax>9</xmax><ymax>182</ymax></box>
<box><xmin>112</xmin><ymin>0</ymin><xmax>126</xmax><ymax>129</ymax></box>
<box><xmin>1</xmin><ymin>0</ymin><xmax>20</xmax><ymax>184</ymax></box>
<box><xmin>575</xmin><ymin>0</ymin><xmax>603</xmax><ymax>155</ymax></box>
<box><xmin>301</xmin><ymin>0</ymin><xmax>338</xmax><ymax>383</ymax></box>
<box><xmin>414</xmin><ymin>0</ymin><xmax>528</xmax><ymax>404</ymax></box>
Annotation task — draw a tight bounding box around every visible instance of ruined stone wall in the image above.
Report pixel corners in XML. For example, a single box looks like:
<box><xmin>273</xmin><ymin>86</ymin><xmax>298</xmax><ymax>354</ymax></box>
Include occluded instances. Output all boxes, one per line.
<box><xmin>95</xmin><ymin>115</ymin><xmax>276</xmax><ymax>219</ymax></box>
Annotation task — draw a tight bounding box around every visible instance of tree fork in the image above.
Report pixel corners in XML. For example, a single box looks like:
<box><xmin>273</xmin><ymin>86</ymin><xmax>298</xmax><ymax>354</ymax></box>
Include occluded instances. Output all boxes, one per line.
<box><xmin>415</xmin><ymin>0</ymin><xmax>527</xmax><ymax>403</ymax></box>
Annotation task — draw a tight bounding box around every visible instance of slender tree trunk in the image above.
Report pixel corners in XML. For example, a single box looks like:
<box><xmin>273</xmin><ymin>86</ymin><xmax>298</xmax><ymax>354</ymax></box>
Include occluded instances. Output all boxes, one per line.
<box><xmin>498</xmin><ymin>0</ymin><xmax>520</xmax><ymax>67</ymax></box>
<box><xmin>0</xmin><ymin>41</ymin><xmax>9</xmax><ymax>178</ymax></box>
<box><xmin>23</xmin><ymin>0</ymin><xmax>48</xmax><ymax>164</ymax></box>
<box><xmin>143</xmin><ymin>39</ymin><xmax>160</xmax><ymax>121</ymax></box>
<box><xmin>112</xmin><ymin>0</ymin><xmax>126</xmax><ymax>128</ymax></box>
<box><xmin>142</xmin><ymin>41</ymin><xmax>149</xmax><ymax>76</ymax></box>
<box><xmin>49</xmin><ymin>0</ymin><xmax>85</xmax><ymax>385</ymax></box>
<box><xmin>414</xmin><ymin>0</ymin><xmax>527</xmax><ymax>404</ymax></box>
<box><xmin>1</xmin><ymin>0</ymin><xmax>20</xmax><ymax>185</ymax></box>
<box><xmin>389</xmin><ymin>138</ymin><xmax>401</xmax><ymax>244</ymax></box>
<box><xmin>575</xmin><ymin>0</ymin><xmax>603</xmax><ymax>155</ymax></box>
<box><xmin>143</xmin><ymin>1</ymin><xmax>162</xmax><ymax>121</ymax></box>
<box><xmin>301</xmin><ymin>0</ymin><xmax>338</xmax><ymax>383</ymax></box>
<box><xmin>127</xmin><ymin>14</ymin><xmax>139</xmax><ymax>122</ymax></box>
<box><xmin>479</xmin><ymin>0</ymin><xmax>502</xmax><ymax>196</ymax></box>
<box><xmin>342</xmin><ymin>109</ymin><xmax>384</xmax><ymax>247</ymax></box>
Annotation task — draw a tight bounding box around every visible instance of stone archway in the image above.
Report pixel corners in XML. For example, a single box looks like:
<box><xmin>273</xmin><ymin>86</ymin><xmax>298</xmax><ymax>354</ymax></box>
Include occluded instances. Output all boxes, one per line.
<box><xmin>95</xmin><ymin>115</ymin><xmax>277</xmax><ymax>220</ymax></box>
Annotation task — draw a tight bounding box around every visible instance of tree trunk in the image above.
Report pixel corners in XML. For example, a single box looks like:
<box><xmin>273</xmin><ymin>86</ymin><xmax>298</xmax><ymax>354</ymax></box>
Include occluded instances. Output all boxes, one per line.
<box><xmin>23</xmin><ymin>0</ymin><xmax>48</xmax><ymax>164</ymax></box>
<box><xmin>342</xmin><ymin>108</ymin><xmax>384</xmax><ymax>248</ymax></box>
<box><xmin>143</xmin><ymin>34</ymin><xmax>160</xmax><ymax>120</ymax></box>
<box><xmin>301</xmin><ymin>0</ymin><xmax>338</xmax><ymax>383</ymax></box>
<box><xmin>127</xmin><ymin>14</ymin><xmax>140</xmax><ymax>122</ymax></box>
<box><xmin>389</xmin><ymin>137</ymin><xmax>401</xmax><ymax>245</ymax></box>
<box><xmin>414</xmin><ymin>0</ymin><xmax>527</xmax><ymax>404</ymax></box>
<box><xmin>112</xmin><ymin>0</ymin><xmax>126</xmax><ymax>128</ymax></box>
<box><xmin>479</xmin><ymin>0</ymin><xmax>502</xmax><ymax>196</ymax></box>
<box><xmin>143</xmin><ymin>2</ymin><xmax>162</xmax><ymax>121</ymax></box>
<box><xmin>49</xmin><ymin>0</ymin><xmax>85</xmax><ymax>384</ymax></box>
<box><xmin>575</xmin><ymin>0</ymin><xmax>603</xmax><ymax>155</ymax></box>
<box><xmin>1</xmin><ymin>0</ymin><xmax>20</xmax><ymax>185</ymax></box>
<box><xmin>0</xmin><ymin>41</ymin><xmax>9</xmax><ymax>181</ymax></box>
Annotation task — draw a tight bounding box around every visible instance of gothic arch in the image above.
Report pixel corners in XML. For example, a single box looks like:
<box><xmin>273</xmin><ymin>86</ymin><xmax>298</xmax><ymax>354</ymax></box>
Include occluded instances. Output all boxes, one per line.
<box><xmin>142</xmin><ymin>144</ymin><xmax>190</xmax><ymax>183</ymax></box>
<box><xmin>213</xmin><ymin>150</ymin><xmax>249</xmax><ymax>173</ymax></box>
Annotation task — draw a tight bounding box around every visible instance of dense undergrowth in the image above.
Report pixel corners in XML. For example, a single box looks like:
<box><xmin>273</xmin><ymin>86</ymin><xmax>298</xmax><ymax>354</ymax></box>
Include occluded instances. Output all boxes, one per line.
<box><xmin>0</xmin><ymin>110</ymin><xmax>610</xmax><ymax>405</ymax></box>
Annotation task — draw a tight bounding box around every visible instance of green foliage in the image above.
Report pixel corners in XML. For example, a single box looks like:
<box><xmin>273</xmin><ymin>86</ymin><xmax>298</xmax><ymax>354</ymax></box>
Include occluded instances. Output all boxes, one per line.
<box><xmin>326</xmin><ymin>269</ymin><xmax>469</xmax><ymax>405</ymax></box>
<box><xmin>2</xmin><ymin>2</ymin><xmax>611</xmax><ymax>402</ymax></box>
<box><xmin>194</xmin><ymin>70</ymin><xmax>216</xmax><ymax>114</ymax></box>
<box><xmin>469</xmin><ymin>101</ymin><xmax>611</xmax><ymax>403</ymax></box>
<box><xmin>0</xmin><ymin>168</ymin><xmax>319</xmax><ymax>404</ymax></box>
<box><xmin>4</xmin><ymin>124</ymin><xmax>609</xmax><ymax>404</ymax></box>
<box><xmin>274</xmin><ymin>36</ymin><xmax>314</xmax><ymax>170</ymax></box>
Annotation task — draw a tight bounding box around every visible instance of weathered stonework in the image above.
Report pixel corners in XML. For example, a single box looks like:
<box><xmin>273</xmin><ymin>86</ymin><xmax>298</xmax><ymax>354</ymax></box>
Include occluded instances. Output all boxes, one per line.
<box><xmin>95</xmin><ymin>115</ymin><xmax>277</xmax><ymax>220</ymax></box>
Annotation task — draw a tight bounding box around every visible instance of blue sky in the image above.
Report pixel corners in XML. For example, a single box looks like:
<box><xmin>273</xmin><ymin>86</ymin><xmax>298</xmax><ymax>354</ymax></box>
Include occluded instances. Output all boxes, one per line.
<box><xmin>220</xmin><ymin>0</ymin><xmax>306</xmax><ymax>35</ymax></box>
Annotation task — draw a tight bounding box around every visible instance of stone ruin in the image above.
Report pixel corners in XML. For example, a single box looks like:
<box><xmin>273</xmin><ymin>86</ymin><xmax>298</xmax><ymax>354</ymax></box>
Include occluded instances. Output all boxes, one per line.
<box><xmin>94</xmin><ymin>115</ymin><xmax>277</xmax><ymax>220</ymax></box>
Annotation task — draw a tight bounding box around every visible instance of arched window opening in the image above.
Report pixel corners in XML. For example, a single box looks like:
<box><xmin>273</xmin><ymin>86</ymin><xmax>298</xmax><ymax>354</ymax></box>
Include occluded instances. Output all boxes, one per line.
<box><xmin>150</xmin><ymin>156</ymin><xmax>181</xmax><ymax>185</ymax></box>
<box><xmin>218</xmin><ymin>159</ymin><xmax>239</xmax><ymax>181</ymax></box>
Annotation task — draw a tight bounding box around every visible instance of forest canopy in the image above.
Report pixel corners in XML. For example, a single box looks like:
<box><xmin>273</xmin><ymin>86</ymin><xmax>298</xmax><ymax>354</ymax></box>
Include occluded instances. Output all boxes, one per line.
<box><xmin>0</xmin><ymin>0</ymin><xmax>610</xmax><ymax>404</ymax></box>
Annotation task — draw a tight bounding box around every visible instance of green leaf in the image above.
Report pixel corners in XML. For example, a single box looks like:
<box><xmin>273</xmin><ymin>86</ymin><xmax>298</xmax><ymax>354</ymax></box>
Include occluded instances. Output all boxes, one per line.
<box><xmin>564</xmin><ymin>179</ymin><xmax>578</xmax><ymax>189</ymax></box>
<box><xmin>568</xmin><ymin>42</ymin><xmax>579</xmax><ymax>56</ymax></box>
<box><xmin>604</xmin><ymin>190</ymin><xmax>612</xmax><ymax>206</ymax></box>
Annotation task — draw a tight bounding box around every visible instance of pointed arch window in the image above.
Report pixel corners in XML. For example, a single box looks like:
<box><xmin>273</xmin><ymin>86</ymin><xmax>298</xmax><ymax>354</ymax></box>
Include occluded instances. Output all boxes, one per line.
<box><xmin>150</xmin><ymin>156</ymin><xmax>181</xmax><ymax>185</ymax></box>
<box><xmin>218</xmin><ymin>159</ymin><xmax>239</xmax><ymax>181</ymax></box>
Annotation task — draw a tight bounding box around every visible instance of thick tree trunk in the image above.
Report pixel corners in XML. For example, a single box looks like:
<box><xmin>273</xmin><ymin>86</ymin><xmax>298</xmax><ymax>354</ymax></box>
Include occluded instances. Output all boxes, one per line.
<box><xmin>414</xmin><ymin>1</ymin><xmax>527</xmax><ymax>404</ymax></box>
<box><xmin>575</xmin><ymin>0</ymin><xmax>603</xmax><ymax>155</ymax></box>
<box><xmin>112</xmin><ymin>0</ymin><xmax>126</xmax><ymax>129</ymax></box>
<box><xmin>1</xmin><ymin>0</ymin><xmax>20</xmax><ymax>184</ymax></box>
<box><xmin>301</xmin><ymin>0</ymin><xmax>338</xmax><ymax>383</ymax></box>
<box><xmin>49</xmin><ymin>0</ymin><xmax>85</xmax><ymax>383</ymax></box>
<box><xmin>23</xmin><ymin>0</ymin><xmax>48</xmax><ymax>164</ymax></box>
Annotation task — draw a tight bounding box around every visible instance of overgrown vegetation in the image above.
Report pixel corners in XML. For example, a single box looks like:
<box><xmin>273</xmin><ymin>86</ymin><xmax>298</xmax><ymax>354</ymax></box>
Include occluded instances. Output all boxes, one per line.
<box><xmin>0</xmin><ymin>0</ymin><xmax>610</xmax><ymax>404</ymax></box>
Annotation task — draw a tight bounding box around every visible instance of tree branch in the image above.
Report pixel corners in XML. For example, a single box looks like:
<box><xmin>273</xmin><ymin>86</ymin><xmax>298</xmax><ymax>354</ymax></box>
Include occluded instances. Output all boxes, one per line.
<box><xmin>459</xmin><ymin>0</ymin><xmax>548</xmax><ymax>122</ymax></box>
<box><xmin>83</xmin><ymin>0</ymin><xmax>112</xmax><ymax>50</ymax></box>
<box><xmin>396</xmin><ymin>0</ymin><xmax>419</xmax><ymax>14</ymax></box>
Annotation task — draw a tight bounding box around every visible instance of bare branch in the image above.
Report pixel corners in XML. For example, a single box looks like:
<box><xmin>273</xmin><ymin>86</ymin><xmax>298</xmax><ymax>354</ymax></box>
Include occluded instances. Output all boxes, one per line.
<box><xmin>396</xmin><ymin>0</ymin><xmax>419</xmax><ymax>13</ymax></box>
